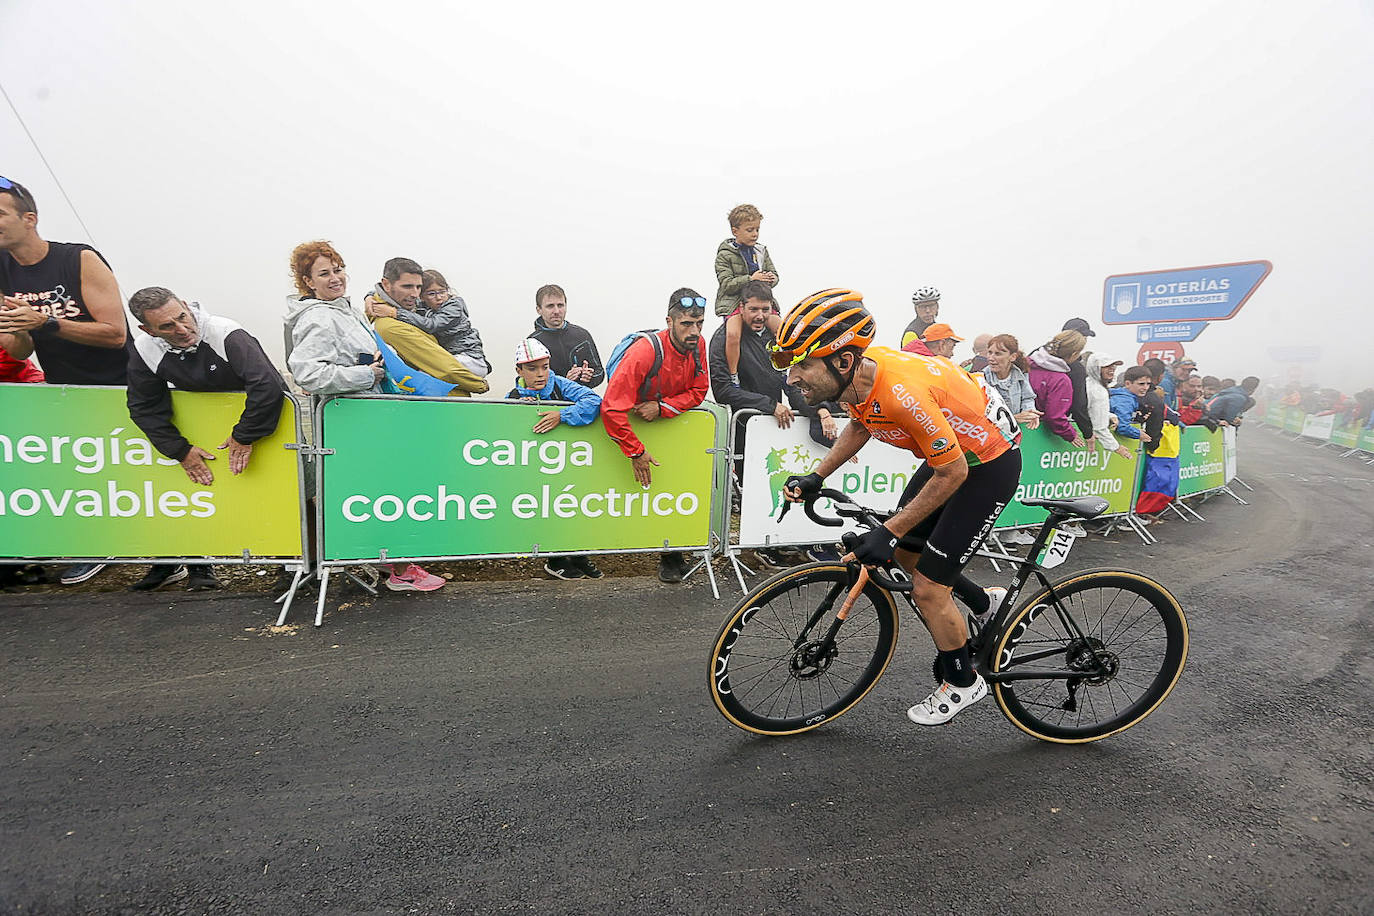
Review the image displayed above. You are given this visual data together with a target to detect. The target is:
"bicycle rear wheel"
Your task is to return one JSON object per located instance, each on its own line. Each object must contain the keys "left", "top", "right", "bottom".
{"left": 990, "top": 569, "right": 1187, "bottom": 743}
{"left": 709, "top": 563, "right": 900, "bottom": 736}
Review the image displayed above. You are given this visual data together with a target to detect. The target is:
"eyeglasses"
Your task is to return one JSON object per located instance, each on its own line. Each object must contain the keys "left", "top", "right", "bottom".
{"left": 679, "top": 296, "right": 707, "bottom": 311}
{"left": 421, "top": 289, "right": 449, "bottom": 299}
{"left": 0, "top": 176, "right": 35, "bottom": 212}
{"left": 768, "top": 340, "right": 820, "bottom": 371}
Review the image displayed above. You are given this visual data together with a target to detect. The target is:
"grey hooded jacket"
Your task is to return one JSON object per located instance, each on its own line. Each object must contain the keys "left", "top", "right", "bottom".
{"left": 283, "top": 294, "right": 381, "bottom": 396}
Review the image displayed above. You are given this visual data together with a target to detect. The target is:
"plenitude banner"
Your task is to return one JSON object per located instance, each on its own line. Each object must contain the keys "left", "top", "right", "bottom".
{"left": 1359, "top": 426, "right": 1374, "bottom": 453}
{"left": 0, "top": 384, "right": 303, "bottom": 559}
{"left": 735, "top": 417, "right": 1140, "bottom": 548}
{"left": 1282, "top": 408, "right": 1306, "bottom": 434}
{"left": 736, "top": 415, "right": 922, "bottom": 548}
{"left": 319, "top": 397, "right": 718, "bottom": 562}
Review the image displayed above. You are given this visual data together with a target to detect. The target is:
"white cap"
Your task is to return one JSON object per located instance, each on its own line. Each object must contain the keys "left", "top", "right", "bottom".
{"left": 514, "top": 338, "right": 551, "bottom": 366}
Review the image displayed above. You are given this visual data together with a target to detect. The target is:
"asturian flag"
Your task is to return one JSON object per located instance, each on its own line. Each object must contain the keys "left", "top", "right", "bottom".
{"left": 372, "top": 331, "right": 454, "bottom": 397}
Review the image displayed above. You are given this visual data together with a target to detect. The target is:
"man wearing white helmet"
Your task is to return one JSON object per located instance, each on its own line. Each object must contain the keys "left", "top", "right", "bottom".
{"left": 507, "top": 337, "right": 604, "bottom": 579}
{"left": 901, "top": 286, "right": 940, "bottom": 350}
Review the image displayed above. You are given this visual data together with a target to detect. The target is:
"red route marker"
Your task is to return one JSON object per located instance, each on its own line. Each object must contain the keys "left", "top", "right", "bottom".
{"left": 1137, "top": 342, "right": 1185, "bottom": 365}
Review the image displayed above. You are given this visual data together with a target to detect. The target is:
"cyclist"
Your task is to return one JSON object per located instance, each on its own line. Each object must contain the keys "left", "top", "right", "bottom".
{"left": 774, "top": 289, "right": 1023, "bottom": 725}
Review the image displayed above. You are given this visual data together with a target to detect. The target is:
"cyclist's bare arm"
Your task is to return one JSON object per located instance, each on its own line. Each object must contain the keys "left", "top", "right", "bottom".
{"left": 783, "top": 422, "right": 870, "bottom": 500}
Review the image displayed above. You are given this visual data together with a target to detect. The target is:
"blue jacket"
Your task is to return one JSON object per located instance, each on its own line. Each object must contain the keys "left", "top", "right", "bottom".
{"left": 1206, "top": 385, "right": 1253, "bottom": 424}
{"left": 506, "top": 374, "right": 602, "bottom": 427}
{"left": 1158, "top": 371, "right": 1179, "bottom": 409}
{"left": 1109, "top": 388, "right": 1144, "bottom": 439}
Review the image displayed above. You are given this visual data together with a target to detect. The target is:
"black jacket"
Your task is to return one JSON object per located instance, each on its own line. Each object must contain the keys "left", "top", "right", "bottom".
{"left": 1067, "top": 360, "right": 1094, "bottom": 440}
{"left": 707, "top": 323, "right": 807, "bottom": 419}
{"left": 127, "top": 305, "right": 286, "bottom": 460}
{"left": 530, "top": 318, "right": 605, "bottom": 388}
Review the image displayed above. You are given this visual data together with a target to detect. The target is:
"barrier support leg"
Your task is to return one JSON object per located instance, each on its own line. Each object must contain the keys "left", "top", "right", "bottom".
{"left": 723, "top": 546, "right": 751, "bottom": 593}
{"left": 682, "top": 548, "right": 720, "bottom": 600}
{"left": 1124, "top": 514, "right": 1157, "bottom": 544}
{"left": 1232, "top": 476, "right": 1254, "bottom": 491}
{"left": 314, "top": 568, "right": 331, "bottom": 628}
{"left": 1219, "top": 486, "right": 1249, "bottom": 505}
{"left": 1171, "top": 500, "right": 1206, "bottom": 522}
{"left": 983, "top": 534, "right": 1006, "bottom": 573}
{"left": 274, "top": 567, "right": 306, "bottom": 627}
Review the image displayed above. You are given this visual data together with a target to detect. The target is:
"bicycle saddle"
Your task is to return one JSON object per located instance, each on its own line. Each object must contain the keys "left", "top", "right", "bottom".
{"left": 1018, "top": 496, "right": 1110, "bottom": 519}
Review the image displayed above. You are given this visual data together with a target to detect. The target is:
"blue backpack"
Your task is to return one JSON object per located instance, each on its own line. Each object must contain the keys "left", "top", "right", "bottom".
{"left": 606, "top": 329, "right": 705, "bottom": 401}
{"left": 605, "top": 330, "right": 665, "bottom": 402}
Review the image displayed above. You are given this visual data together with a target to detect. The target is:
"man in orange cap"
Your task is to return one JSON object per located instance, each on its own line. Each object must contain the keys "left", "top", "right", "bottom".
{"left": 920, "top": 323, "right": 964, "bottom": 361}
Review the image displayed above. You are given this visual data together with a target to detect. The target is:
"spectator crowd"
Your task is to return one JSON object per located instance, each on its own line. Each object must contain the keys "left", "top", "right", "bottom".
{"left": 3, "top": 177, "right": 1335, "bottom": 592}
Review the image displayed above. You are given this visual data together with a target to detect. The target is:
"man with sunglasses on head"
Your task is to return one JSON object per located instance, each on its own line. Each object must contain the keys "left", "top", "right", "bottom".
{"left": 0, "top": 176, "right": 132, "bottom": 585}
{"left": 600, "top": 289, "right": 710, "bottom": 583}
{"left": 775, "top": 289, "right": 1023, "bottom": 726}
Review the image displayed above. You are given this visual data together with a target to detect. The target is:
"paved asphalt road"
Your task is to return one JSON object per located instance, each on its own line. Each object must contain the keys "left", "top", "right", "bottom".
{"left": 2, "top": 430, "right": 1371, "bottom": 915}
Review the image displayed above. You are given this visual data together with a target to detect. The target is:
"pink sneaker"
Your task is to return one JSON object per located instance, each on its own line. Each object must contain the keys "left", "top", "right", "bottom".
{"left": 385, "top": 563, "right": 446, "bottom": 592}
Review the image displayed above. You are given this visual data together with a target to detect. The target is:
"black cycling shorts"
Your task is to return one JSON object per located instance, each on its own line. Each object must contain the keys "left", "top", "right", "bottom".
{"left": 894, "top": 447, "right": 1022, "bottom": 587}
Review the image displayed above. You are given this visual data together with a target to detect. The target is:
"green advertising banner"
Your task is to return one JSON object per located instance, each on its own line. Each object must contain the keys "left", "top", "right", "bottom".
{"left": 0, "top": 384, "right": 303, "bottom": 559}
{"left": 1329, "top": 420, "right": 1360, "bottom": 450}
{"left": 319, "top": 397, "right": 718, "bottom": 562}
{"left": 1177, "top": 426, "right": 1227, "bottom": 497}
{"left": 1264, "top": 403, "right": 1284, "bottom": 426}
{"left": 997, "top": 425, "right": 1141, "bottom": 528}
{"left": 1282, "top": 408, "right": 1306, "bottom": 434}
{"left": 1359, "top": 426, "right": 1374, "bottom": 453}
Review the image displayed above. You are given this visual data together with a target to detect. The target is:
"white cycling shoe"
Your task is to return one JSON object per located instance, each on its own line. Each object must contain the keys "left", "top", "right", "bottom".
{"left": 969, "top": 586, "right": 1007, "bottom": 635}
{"left": 907, "top": 674, "right": 988, "bottom": 726}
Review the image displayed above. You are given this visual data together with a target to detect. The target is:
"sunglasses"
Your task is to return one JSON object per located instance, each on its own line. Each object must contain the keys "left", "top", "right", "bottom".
{"left": 0, "top": 176, "right": 35, "bottom": 211}
{"left": 768, "top": 340, "right": 820, "bottom": 371}
{"left": 678, "top": 296, "right": 707, "bottom": 311}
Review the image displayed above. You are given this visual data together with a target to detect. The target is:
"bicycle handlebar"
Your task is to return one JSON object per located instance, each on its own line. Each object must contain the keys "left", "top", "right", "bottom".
{"left": 779, "top": 487, "right": 914, "bottom": 592}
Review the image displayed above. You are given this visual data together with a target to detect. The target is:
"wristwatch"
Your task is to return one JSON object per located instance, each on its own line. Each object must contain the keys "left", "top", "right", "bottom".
{"left": 34, "top": 316, "right": 60, "bottom": 337}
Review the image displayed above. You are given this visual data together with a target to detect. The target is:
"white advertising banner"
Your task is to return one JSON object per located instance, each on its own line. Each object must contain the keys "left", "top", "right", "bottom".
{"left": 737, "top": 415, "right": 924, "bottom": 548}
{"left": 1299, "top": 413, "right": 1335, "bottom": 443}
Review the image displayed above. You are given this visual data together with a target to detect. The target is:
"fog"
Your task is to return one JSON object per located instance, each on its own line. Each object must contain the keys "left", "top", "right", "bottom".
{"left": 4, "top": 0, "right": 1372, "bottom": 393}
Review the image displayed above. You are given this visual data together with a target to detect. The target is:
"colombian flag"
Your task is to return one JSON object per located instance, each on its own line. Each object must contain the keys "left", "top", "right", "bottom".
{"left": 1136, "top": 423, "right": 1181, "bottom": 514}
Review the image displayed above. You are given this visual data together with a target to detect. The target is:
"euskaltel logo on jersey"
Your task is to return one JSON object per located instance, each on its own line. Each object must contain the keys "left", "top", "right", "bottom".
{"left": 930, "top": 437, "right": 950, "bottom": 452}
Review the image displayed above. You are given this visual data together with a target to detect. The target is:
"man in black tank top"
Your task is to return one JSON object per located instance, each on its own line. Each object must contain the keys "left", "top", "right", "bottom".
{"left": 1, "top": 177, "right": 131, "bottom": 586}
{"left": 0, "top": 178, "right": 129, "bottom": 385}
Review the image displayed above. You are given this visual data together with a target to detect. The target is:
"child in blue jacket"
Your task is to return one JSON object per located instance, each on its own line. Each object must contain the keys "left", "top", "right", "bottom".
{"left": 1109, "top": 366, "right": 1154, "bottom": 443}
{"left": 507, "top": 338, "right": 602, "bottom": 432}
{"left": 508, "top": 338, "right": 604, "bottom": 581}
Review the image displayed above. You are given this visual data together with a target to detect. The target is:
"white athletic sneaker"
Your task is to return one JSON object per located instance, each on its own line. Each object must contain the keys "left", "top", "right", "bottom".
{"left": 1059, "top": 521, "right": 1087, "bottom": 537}
{"left": 1001, "top": 529, "right": 1035, "bottom": 546}
{"left": 970, "top": 587, "right": 1008, "bottom": 633}
{"left": 907, "top": 674, "right": 988, "bottom": 726}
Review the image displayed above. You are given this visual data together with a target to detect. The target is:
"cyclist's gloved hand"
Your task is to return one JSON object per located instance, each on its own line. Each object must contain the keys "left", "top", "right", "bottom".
{"left": 849, "top": 524, "right": 899, "bottom": 566}
{"left": 783, "top": 472, "right": 824, "bottom": 500}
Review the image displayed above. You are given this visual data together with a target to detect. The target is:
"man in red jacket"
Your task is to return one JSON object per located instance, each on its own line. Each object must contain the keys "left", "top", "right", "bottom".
{"left": 600, "top": 288, "right": 709, "bottom": 583}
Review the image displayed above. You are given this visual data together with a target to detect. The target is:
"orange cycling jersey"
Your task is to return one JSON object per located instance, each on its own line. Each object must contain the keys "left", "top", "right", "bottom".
{"left": 847, "top": 346, "right": 1019, "bottom": 467}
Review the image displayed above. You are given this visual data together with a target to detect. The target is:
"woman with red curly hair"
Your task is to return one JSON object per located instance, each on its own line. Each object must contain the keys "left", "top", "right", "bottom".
{"left": 283, "top": 240, "right": 383, "bottom": 396}
{"left": 282, "top": 241, "right": 444, "bottom": 592}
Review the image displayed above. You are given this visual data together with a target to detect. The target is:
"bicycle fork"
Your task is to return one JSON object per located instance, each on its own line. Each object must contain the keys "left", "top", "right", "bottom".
{"left": 791, "top": 566, "right": 871, "bottom": 670}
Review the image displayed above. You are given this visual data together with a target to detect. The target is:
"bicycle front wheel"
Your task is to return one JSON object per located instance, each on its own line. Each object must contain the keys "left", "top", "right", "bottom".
{"left": 990, "top": 569, "right": 1188, "bottom": 743}
{"left": 709, "top": 563, "right": 900, "bottom": 736}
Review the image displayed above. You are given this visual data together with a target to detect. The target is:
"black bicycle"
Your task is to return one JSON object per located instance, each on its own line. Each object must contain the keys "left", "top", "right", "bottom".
{"left": 708, "top": 489, "right": 1188, "bottom": 743}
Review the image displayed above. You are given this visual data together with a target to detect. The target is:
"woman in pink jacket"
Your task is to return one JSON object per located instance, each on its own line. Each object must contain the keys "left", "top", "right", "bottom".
{"left": 1028, "top": 330, "right": 1087, "bottom": 447}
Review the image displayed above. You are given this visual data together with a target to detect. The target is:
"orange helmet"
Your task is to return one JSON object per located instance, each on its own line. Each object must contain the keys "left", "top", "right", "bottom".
{"left": 769, "top": 288, "right": 876, "bottom": 369}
